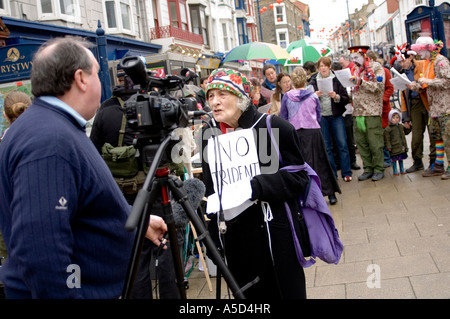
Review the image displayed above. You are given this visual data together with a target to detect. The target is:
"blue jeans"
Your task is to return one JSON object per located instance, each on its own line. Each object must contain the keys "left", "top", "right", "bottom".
{"left": 320, "top": 116, "right": 352, "bottom": 178}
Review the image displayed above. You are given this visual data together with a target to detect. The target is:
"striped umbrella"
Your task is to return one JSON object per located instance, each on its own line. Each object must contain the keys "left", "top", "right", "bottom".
{"left": 222, "top": 42, "right": 292, "bottom": 63}
{"left": 285, "top": 38, "right": 333, "bottom": 66}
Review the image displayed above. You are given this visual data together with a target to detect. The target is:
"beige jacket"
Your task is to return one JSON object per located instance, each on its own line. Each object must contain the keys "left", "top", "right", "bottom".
{"left": 352, "top": 61, "right": 385, "bottom": 117}
{"left": 416, "top": 54, "right": 450, "bottom": 118}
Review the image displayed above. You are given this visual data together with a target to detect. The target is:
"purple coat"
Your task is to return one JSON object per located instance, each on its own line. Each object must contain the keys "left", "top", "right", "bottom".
{"left": 280, "top": 89, "right": 321, "bottom": 130}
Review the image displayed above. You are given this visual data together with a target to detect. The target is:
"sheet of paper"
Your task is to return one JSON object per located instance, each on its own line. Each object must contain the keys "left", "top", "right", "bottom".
{"left": 334, "top": 68, "right": 356, "bottom": 88}
{"left": 389, "top": 68, "right": 411, "bottom": 91}
{"left": 206, "top": 128, "right": 261, "bottom": 220}
{"left": 317, "top": 77, "right": 333, "bottom": 93}
{"left": 206, "top": 180, "right": 256, "bottom": 220}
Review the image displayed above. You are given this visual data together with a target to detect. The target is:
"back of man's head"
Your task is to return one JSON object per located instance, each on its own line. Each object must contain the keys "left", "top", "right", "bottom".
{"left": 31, "top": 36, "right": 93, "bottom": 98}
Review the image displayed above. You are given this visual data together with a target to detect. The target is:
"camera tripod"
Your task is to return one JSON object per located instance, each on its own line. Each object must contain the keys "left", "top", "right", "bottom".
{"left": 121, "top": 133, "right": 245, "bottom": 299}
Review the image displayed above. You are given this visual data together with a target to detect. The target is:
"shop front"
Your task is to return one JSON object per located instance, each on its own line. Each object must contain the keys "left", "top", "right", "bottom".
{"left": 0, "top": 16, "right": 161, "bottom": 136}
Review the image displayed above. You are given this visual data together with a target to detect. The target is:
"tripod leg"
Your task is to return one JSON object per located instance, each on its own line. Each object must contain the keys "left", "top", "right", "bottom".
{"left": 122, "top": 179, "right": 162, "bottom": 298}
{"left": 122, "top": 190, "right": 154, "bottom": 299}
{"left": 160, "top": 183, "right": 187, "bottom": 299}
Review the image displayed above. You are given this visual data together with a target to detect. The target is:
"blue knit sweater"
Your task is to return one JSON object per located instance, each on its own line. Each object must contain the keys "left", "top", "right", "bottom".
{"left": 0, "top": 98, "right": 135, "bottom": 298}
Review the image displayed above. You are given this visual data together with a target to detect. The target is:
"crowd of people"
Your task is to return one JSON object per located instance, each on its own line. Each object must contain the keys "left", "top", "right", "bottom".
{"left": 0, "top": 34, "right": 449, "bottom": 300}
{"left": 251, "top": 36, "right": 450, "bottom": 190}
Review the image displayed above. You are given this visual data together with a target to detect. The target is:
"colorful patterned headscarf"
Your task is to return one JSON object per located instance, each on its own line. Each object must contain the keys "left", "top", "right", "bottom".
{"left": 206, "top": 68, "right": 252, "bottom": 99}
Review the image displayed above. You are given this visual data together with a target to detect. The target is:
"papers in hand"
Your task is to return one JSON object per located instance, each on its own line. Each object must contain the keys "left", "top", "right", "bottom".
{"left": 390, "top": 67, "right": 412, "bottom": 91}
{"left": 334, "top": 68, "right": 357, "bottom": 88}
{"left": 317, "top": 77, "right": 333, "bottom": 93}
{"left": 206, "top": 129, "right": 261, "bottom": 221}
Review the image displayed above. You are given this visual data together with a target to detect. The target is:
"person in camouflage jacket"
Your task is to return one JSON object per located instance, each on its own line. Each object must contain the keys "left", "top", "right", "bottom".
{"left": 412, "top": 36, "right": 450, "bottom": 180}
{"left": 348, "top": 46, "right": 386, "bottom": 181}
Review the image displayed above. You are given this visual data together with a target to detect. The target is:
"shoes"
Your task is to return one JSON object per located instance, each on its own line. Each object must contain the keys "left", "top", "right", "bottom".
{"left": 343, "top": 176, "right": 352, "bottom": 182}
{"left": 328, "top": 194, "right": 338, "bottom": 205}
{"left": 351, "top": 162, "right": 361, "bottom": 170}
{"left": 371, "top": 172, "right": 384, "bottom": 181}
{"left": 423, "top": 163, "right": 445, "bottom": 177}
{"left": 442, "top": 168, "right": 450, "bottom": 180}
{"left": 358, "top": 172, "right": 373, "bottom": 181}
{"left": 406, "top": 159, "right": 424, "bottom": 173}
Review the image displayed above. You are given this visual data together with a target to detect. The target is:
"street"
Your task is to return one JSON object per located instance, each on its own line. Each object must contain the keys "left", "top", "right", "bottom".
{"left": 187, "top": 132, "right": 450, "bottom": 299}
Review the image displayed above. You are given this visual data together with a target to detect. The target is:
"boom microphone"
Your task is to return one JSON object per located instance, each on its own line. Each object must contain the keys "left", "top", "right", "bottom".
{"left": 171, "top": 178, "right": 206, "bottom": 228}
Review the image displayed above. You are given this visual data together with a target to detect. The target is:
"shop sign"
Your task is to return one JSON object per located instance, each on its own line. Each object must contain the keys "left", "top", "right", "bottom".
{"left": 0, "top": 44, "right": 41, "bottom": 83}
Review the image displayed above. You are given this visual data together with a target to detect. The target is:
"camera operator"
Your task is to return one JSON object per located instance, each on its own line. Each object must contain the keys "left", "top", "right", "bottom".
{"left": 90, "top": 59, "right": 186, "bottom": 299}
{"left": 90, "top": 66, "right": 136, "bottom": 153}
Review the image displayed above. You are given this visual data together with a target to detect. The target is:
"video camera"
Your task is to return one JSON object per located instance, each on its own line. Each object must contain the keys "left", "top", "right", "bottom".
{"left": 118, "top": 56, "right": 204, "bottom": 166}
{"left": 119, "top": 56, "right": 200, "bottom": 135}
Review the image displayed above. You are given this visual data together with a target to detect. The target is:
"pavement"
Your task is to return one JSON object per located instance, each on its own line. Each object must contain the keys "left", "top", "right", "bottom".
{"left": 184, "top": 132, "right": 450, "bottom": 299}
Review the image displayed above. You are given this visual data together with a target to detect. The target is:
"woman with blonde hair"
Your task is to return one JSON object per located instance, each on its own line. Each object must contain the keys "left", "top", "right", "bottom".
{"left": 280, "top": 67, "right": 341, "bottom": 205}
{"left": 1, "top": 90, "right": 31, "bottom": 142}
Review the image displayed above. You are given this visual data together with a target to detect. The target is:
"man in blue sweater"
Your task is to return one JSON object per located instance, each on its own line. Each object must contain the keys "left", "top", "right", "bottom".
{"left": 0, "top": 37, "right": 167, "bottom": 298}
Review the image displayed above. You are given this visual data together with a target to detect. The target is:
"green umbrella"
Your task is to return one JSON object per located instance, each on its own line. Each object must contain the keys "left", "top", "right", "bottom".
{"left": 222, "top": 42, "right": 292, "bottom": 63}
{"left": 285, "top": 38, "right": 333, "bottom": 66}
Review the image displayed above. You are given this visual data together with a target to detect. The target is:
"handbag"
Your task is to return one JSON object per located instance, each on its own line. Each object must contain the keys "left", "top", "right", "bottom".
{"left": 101, "top": 97, "right": 139, "bottom": 178}
{"left": 266, "top": 114, "right": 343, "bottom": 268}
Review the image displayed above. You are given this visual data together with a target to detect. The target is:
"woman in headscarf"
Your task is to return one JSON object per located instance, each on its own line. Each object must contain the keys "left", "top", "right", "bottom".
{"left": 200, "top": 68, "right": 310, "bottom": 298}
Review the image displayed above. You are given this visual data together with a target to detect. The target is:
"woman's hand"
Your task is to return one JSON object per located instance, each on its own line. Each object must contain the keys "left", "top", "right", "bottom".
{"left": 328, "top": 91, "right": 337, "bottom": 99}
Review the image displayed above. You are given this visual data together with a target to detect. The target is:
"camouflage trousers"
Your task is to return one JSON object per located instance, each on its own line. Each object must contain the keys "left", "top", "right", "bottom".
{"left": 430, "top": 114, "right": 450, "bottom": 161}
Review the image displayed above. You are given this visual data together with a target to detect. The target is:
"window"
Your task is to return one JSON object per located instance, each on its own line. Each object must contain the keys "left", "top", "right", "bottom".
{"left": 179, "top": 2, "right": 187, "bottom": 30}
{"left": 223, "top": 23, "right": 229, "bottom": 51}
{"left": 190, "top": 5, "right": 209, "bottom": 46}
{"left": 237, "top": 18, "right": 248, "bottom": 45}
{"left": 152, "top": 0, "right": 159, "bottom": 28}
{"left": 168, "top": 0, "right": 189, "bottom": 31}
{"left": 247, "top": 0, "right": 253, "bottom": 16}
{"left": 235, "top": 0, "right": 246, "bottom": 10}
{"left": 38, "top": 0, "right": 80, "bottom": 23}
{"left": 104, "top": 0, "right": 134, "bottom": 34}
{"left": 0, "top": 0, "right": 10, "bottom": 14}
{"left": 276, "top": 28, "right": 288, "bottom": 49}
{"left": 274, "top": 3, "right": 286, "bottom": 25}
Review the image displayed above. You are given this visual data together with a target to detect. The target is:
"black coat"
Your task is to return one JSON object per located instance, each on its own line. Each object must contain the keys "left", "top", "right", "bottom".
{"left": 309, "top": 72, "right": 349, "bottom": 117}
{"left": 200, "top": 104, "right": 310, "bottom": 298}
{"left": 90, "top": 86, "right": 136, "bottom": 154}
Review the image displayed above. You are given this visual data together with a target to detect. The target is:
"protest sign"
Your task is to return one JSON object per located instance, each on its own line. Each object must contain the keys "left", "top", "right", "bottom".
{"left": 206, "top": 128, "right": 260, "bottom": 220}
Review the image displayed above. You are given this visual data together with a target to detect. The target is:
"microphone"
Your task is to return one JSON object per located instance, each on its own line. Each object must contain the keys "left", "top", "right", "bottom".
{"left": 171, "top": 178, "right": 206, "bottom": 229}
{"left": 188, "top": 110, "right": 209, "bottom": 117}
